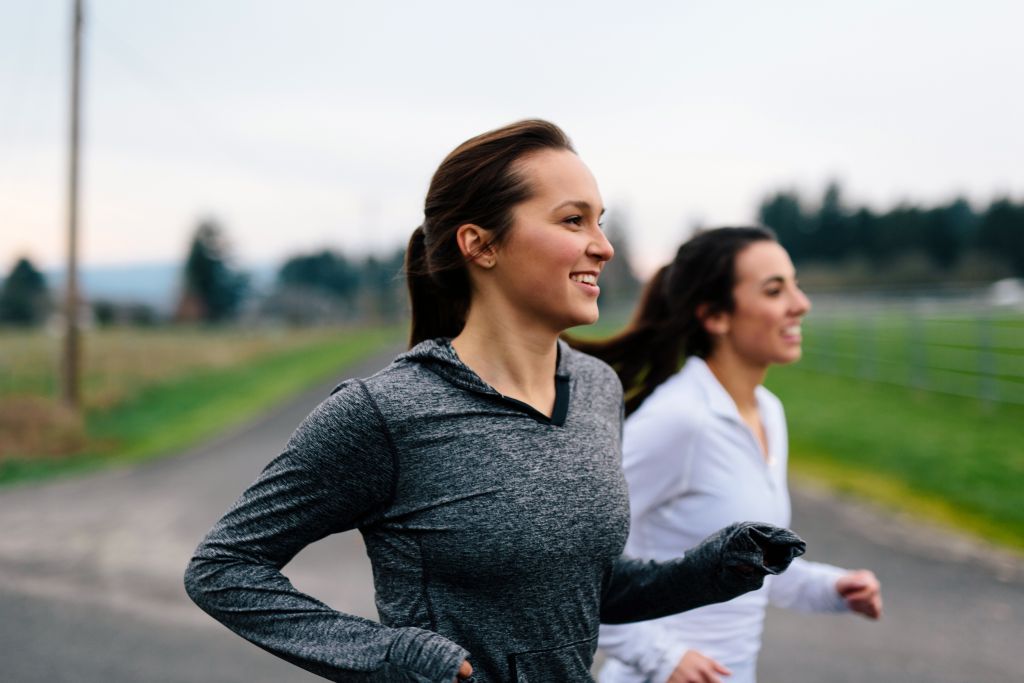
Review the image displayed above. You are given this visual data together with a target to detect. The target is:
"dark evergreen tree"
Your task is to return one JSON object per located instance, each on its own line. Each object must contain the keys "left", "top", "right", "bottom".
{"left": 178, "top": 220, "right": 248, "bottom": 322}
{"left": 978, "top": 198, "right": 1024, "bottom": 275}
{"left": 278, "top": 250, "right": 360, "bottom": 305}
{"left": 758, "top": 191, "right": 809, "bottom": 261}
{"left": 814, "top": 182, "right": 851, "bottom": 261}
{"left": 883, "top": 205, "right": 930, "bottom": 259}
{"left": 0, "top": 257, "right": 50, "bottom": 326}
{"left": 850, "top": 207, "right": 880, "bottom": 259}
{"left": 924, "top": 198, "right": 976, "bottom": 270}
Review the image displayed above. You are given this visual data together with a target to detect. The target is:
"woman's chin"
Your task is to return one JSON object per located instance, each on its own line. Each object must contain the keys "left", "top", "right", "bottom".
{"left": 570, "top": 308, "right": 601, "bottom": 329}
{"left": 778, "top": 348, "right": 803, "bottom": 365}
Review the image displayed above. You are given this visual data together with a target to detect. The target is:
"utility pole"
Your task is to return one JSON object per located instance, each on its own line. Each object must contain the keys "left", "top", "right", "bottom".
{"left": 61, "top": 0, "right": 83, "bottom": 410}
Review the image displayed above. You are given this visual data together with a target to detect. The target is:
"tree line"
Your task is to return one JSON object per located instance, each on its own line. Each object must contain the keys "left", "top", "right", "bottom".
{"left": 758, "top": 183, "right": 1024, "bottom": 284}
{"left": 4, "top": 186, "right": 1021, "bottom": 328}
{"left": 0, "top": 220, "right": 392, "bottom": 328}
{"left": 165, "top": 219, "right": 413, "bottom": 325}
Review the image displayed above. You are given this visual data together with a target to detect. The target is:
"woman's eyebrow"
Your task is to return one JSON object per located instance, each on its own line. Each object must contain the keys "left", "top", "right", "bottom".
{"left": 552, "top": 200, "right": 606, "bottom": 216}
{"left": 760, "top": 275, "right": 786, "bottom": 287}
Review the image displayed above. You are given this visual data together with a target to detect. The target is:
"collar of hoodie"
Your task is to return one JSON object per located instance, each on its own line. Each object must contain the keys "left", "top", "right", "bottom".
{"left": 397, "top": 337, "right": 573, "bottom": 425}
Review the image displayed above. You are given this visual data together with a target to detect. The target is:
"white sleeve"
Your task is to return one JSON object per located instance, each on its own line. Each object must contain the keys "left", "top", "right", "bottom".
{"left": 599, "top": 620, "right": 691, "bottom": 683}
{"left": 620, "top": 407, "right": 696, "bottom": 528}
{"left": 765, "top": 391, "right": 848, "bottom": 614}
{"left": 767, "top": 556, "right": 849, "bottom": 613}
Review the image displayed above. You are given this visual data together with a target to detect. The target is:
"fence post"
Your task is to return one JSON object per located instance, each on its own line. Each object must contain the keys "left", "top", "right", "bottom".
{"left": 859, "top": 305, "right": 876, "bottom": 381}
{"left": 909, "top": 305, "right": 928, "bottom": 391}
{"left": 978, "top": 309, "right": 996, "bottom": 406}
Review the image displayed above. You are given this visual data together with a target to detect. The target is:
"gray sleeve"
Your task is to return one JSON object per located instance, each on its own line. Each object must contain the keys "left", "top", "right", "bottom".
{"left": 600, "top": 521, "right": 806, "bottom": 624}
{"left": 183, "top": 380, "right": 467, "bottom": 683}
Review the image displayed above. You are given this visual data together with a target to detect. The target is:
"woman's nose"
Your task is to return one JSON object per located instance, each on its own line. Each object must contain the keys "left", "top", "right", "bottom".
{"left": 792, "top": 287, "right": 811, "bottom": 315}
{"left": 588, "top": 228, "right": 615, "bottom": 263}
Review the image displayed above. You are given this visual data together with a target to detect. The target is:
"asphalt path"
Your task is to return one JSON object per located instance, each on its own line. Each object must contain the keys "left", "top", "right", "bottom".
{"left": 1, "top": 347, "right": 1021, "bottom": 682}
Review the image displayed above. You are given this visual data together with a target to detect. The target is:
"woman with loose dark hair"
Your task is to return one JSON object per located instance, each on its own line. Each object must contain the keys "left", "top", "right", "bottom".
{"left": 184, "top": 124, "right": 806, "bottom": 683}
{"left": 581, "top": 228, "right": 883, "bottom": 683}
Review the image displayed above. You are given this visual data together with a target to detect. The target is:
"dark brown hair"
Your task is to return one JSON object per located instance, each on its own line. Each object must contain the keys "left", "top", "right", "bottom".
{"left": 404, "top": 119, "right": 575, "bottom": 347}
{"left": 572, "top": 226, "right": 777, "bottom": 415}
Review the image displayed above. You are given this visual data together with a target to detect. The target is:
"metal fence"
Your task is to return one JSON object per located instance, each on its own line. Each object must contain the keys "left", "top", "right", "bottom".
{"left": 801, "top": 285, "right": 1024, "bottom": 406}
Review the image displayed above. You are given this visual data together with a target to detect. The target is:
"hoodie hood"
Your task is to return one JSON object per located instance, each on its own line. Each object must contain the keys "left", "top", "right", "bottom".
{"left": 396, "top": 337, "right": 573, "bottom": 397}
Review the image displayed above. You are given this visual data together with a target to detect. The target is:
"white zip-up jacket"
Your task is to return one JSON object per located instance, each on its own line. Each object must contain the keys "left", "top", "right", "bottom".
{"left": 599, "top": 357, "right": 849, "bottom": 683}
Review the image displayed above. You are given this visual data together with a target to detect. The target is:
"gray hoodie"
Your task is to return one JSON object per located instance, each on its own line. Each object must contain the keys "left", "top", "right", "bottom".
{"left": 184, "top": 339, "right": 804, "bottom": 682}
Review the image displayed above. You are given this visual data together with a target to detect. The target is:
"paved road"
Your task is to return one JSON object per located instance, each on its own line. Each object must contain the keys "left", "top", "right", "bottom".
{"left": 1, "top": 347, "right": 1021, "bottom": 682}
{"left": 760, "top": 482, "right": 1023, "bottom": 682}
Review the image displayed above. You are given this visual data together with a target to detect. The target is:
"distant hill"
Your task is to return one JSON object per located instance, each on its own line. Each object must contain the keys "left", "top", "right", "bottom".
{"left": 40, "top": 262, "right": 276, "bottom": 314}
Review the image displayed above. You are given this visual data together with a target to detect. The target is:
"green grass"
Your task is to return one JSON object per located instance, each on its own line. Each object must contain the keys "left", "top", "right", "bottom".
{"left": 570, "top": 307, "right": 1024, "bottom": 550}
{"left": 766, "top": 365, "right": 1024, "bottom": 550}
{"left": 802, "top": 311, "right": 1024, "bottom": 403}
{"left": 0, "top": 326, "right": 400, "bottom": 486}
{"left": 1, "top": 326, "right": 383, "bottom": 406}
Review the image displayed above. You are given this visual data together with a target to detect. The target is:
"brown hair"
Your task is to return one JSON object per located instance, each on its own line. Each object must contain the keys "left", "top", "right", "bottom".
{"left": 404, "top": 119, "right": 575, "bottom": 347}
{"left": 571, "top": 226, "right": 777, "bottom": 415}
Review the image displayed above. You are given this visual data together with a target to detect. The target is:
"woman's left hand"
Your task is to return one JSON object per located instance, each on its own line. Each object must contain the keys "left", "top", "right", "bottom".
{"left": 835, "top": 569, "right": 882, "bottom": 619}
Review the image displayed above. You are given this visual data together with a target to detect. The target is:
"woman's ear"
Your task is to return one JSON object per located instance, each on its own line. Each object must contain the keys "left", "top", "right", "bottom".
{"left": 697, "top": 303, "right": 730, "bottom": 336}
{"left": 455, "top": 223, "right": 497, "bottom": 269}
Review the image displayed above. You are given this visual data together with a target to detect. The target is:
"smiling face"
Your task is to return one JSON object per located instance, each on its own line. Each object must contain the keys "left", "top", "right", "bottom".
{"left": 485, "top": 148, "right": 614, "bottom": 333}
{"left": 705, "top": 240, "right": 811, "bottom": 368}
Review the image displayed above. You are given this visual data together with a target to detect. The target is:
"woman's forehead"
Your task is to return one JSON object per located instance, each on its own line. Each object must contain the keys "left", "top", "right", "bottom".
{"left": 735, "top": 241, "right": 794, "bottom": 282}
{"left": 518, "top": 149, "right": 602, "bottom": 207}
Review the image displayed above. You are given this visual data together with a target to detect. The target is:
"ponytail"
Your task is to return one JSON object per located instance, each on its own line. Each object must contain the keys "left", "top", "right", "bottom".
{"left": 570, "top": 226, "right": 777, "bottom": 415}
{"left": 405, "top": 225, "right": 470, "bottom": 347}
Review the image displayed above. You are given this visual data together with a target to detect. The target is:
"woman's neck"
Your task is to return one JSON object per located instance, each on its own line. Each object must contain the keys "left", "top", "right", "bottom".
{"left": 451, "top": 302, "right": 560, "bottom": 412}
{"left": 704, "top": 348, "right": 768, "bottom": 415}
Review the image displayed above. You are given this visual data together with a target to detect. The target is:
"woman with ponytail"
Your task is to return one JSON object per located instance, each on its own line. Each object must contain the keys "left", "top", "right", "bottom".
{"left": 585, "top": 228, "right": 883, "bottom": 683}
{"left": 184, "top": 123, "right": 807, "bottom": 683}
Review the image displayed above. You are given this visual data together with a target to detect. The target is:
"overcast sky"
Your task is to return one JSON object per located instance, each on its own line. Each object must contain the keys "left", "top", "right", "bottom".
{"left": 2, "top": 0, "right": 1022, "bottom": 276}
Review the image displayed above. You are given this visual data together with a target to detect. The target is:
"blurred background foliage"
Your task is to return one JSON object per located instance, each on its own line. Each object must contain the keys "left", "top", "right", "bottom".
{"left": 758, "top": 183, "right": 1024, "bottom": 287}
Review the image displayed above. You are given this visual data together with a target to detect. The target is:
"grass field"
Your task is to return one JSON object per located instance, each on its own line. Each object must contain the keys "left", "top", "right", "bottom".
{"left": 772, "top": 307, "right": 1024, "bottom": 549}
{"left": 766, "top": 366, "right": 1024, "bottom": 550}
{"left": 0, "top": 326, "right": 385, "bottom": 408}
{"left": 0, "top": 325, "right": 401, "bottom": 485}
{"left": 803, "top": 306, "right": 1024, "bottom": 404}
{"left": 574, "top": 306, "right": 1024, "bottom": 549}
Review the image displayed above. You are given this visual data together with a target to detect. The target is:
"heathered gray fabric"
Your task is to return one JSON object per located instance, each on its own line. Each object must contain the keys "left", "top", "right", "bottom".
{"left": 184, "top": 339, "right": 805, "bottom": 682}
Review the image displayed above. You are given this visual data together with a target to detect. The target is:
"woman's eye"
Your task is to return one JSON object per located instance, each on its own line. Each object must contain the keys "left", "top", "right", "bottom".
{"left": 563, "top": 215, "right": 584, "bottom": 226}
{"left": 765, "top": 289, "right": 782, "bottom": 297}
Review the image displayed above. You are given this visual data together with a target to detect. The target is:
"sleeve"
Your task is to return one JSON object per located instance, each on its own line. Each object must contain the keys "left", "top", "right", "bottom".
{"left": 600, "top": 521, "right": 807, "bottom": 625}
{"left": 763, "top": 397, "right": 848, "bottom": 615}
{"left": 183, "top": 380, "right": 467, "bottom": 683}
{"left": 767, "top": 556, "right": 849, "bottom": 613}
{"left": 600, "top": 619, "right": 691, "bottom": 683}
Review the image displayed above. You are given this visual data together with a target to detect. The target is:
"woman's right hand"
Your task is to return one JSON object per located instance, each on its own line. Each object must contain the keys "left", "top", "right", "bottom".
{"left": 454, "top": 659, "right": 473, "bottom": 681}
{"left": 667, "top": 650, "right": 731, "bottom": 683}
